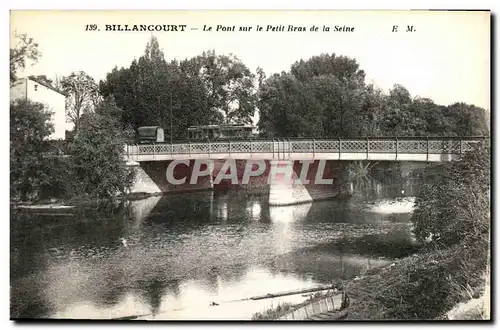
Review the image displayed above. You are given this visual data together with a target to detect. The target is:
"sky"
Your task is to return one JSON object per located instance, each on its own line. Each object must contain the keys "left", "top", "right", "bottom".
{"left": 10, "top": 10, "right": 491, "bottom": 111}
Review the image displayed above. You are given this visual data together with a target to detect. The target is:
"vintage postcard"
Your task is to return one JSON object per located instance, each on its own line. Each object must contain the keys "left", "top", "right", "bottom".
{"left": 9, "top": 9, "right": 491, "bottom": 321}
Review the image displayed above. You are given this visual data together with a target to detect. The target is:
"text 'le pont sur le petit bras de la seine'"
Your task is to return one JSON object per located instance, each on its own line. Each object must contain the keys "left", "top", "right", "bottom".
{"left": 201, "top": 24, "right": 355, "bottom": 32}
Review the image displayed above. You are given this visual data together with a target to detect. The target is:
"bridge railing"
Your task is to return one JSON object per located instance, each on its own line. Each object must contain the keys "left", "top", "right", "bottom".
{"left": 127, "top": 137, "right": 487, "bottom": 157}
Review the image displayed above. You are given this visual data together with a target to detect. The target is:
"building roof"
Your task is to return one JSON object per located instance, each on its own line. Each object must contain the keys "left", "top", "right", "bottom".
{"left": 27, "top": 76, "right": 67, "bottom": 97}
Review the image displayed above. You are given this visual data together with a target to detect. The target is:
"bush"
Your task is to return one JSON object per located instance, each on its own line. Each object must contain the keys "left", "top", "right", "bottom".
{"left": 10, "top": 98, "right": 135, "bottom": 204}
{"left": 37, "top": 156, "right": 73, "bottom": 200}
{"left": 411, "top": 141, "right": 490, "bottom": 246}
{"left": 10, "top": 100, "right": 54, "bottom": 201}
{"left": 66, "top": 98, "right": 134, "bottom": 201}
{"left": 346, "top": 244, "right": 487, "bottom": 320}
{"left": 346, "top": 140, "right": 490, "bottom": 320}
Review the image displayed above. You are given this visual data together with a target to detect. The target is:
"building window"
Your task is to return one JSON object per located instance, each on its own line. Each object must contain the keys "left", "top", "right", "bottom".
{"left": 34, "top": 84, "right": 38, "bottom": 91}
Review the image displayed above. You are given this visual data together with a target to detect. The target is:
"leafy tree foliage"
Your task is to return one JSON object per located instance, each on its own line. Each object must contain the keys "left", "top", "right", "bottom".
{"left": 99, "top": 37, "right": 257, "bottom": 139}
{"left": 67, "top": 98, "right": 134, "bottom": 201}
{"left": 61, "top": 71, "right": 101, "bottom": 134}
{"left": 411, "top": 141, "right": 490, "bottom": 246}
{"left": 258, "top": 73, "right": 323, "bottom": 137}
{"left": 258, "top": 54, "right": 378, "bottom": 138}
{"left": 257, "top": 53, "right": 489, "bottom": 139}
{"left": 99, "top": 42, "right": 489, "bottom": 140}
{"left": 446, "top": 102, "right": 490, "bottom": 136}
{"left": 10, "top": 33, "right": 41, "bottom": 84}
{"left": 194, "top": 50, "right": 257, "bottom": 124}
{"left": 10, "top": 100, "right": 53, "bottom": 201}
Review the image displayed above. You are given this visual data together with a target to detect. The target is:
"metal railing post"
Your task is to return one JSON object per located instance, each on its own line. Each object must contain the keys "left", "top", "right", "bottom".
{"left": 288, "top": 138, "right": 291, "bottom": 159}
{"left": 284, "top": 138, "right": 287, "bottom": 159}
{"left": 277, "top": 138, "right": 281, "bottom": 160}
{"left": 395, "top": 137, "right": 399, "bottom": 160}
{"left": 208, "top": 139, "right": 211, "bottom": 158}
{"left": 312, "top": 139, "right": 315, "bottom": 158}
{"left": 228, "top": 140, "right": 231, "bottom": 156}
{"left": 426, "top": 136, "right": 429, "bottom": 161}
{"left": 366, "top": 137, "right": 369, "bottom": 159}
{"left": 189, "top": 141, "right": 191, "bottom": 157}
{"left": 153, "top": 143, "right": 156, "bottom": 159}
{"left": 338, "top": 138, "right": 342, "bottom": 159}
{"left": 272, "top": 138, "right": 275, "bottom": 159}
{"left": 249, "top": 139, "right": 252, "bottom": 156}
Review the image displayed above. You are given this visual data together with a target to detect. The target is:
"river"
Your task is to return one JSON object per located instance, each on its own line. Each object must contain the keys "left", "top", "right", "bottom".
{"left": 10, "top": 176, "right": 419, "bottom": 320}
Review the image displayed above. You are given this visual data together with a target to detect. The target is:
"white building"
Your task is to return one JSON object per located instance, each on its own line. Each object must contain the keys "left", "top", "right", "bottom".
{"left": 10, "top": 77, "right": 69, "bottom": 140}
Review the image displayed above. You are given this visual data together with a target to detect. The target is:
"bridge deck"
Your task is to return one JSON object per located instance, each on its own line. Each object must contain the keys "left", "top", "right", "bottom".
{"left": 125, "top": 137, "right": 485, "bottom": 162}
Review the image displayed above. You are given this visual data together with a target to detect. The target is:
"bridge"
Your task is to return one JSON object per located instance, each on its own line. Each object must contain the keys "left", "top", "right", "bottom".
{"left": 124, "top": 137, "right": 487, "bottom": 206}
{"left": 126, "top": 137, "right": 486, "bottom": 163}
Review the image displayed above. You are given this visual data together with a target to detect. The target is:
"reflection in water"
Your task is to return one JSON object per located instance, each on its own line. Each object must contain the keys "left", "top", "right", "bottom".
{"left": 140, "top": 267, "right": 324, "bottom": 320}
{"left": 11, "top": 176, "right": 418, "bottom": 320}
{"left": 246, "top": 200, "right": 262, "bottom": 221}
{"left": 368, "top": 197, "right": 415, "bottom": 214}
{"left": 216, "top": 198, "right": 228, "bottom": 221}
{"left": 129, "top": 196, "right": 161, "bottom": 225}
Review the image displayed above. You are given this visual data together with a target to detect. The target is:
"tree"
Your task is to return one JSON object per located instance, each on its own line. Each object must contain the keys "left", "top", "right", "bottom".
{"left": 290, "top": 53, "right": 364, "bottom": 83}
{"left": 411, "top": 141, "right": 490, "bottom": 246}
{"left": 61, "top": 71, "right": 100, "bottom": 134}
{"left": 10, "top": 33, "right": 41, "bottom": 84}
{"left": 10, "top": 100, "right": 54, "bottom": 201}
{"left": 258, "top": 73, "right": 323, "bottom": 137}
{"left": 195, "top": 50, "right": 257, "bottom": 124}
{"left": 258, "top": 53, "right": 491, "bottom": 140}
{"left": 100, "top": 36, "right": 173, "bottom": 133}
{"left": 258, "top": 53, "right": 370, "bottom": 138}
{"left": 446, "top": 102, "right": 489, "bottom": 137}
{"left": 379, "top": 84, "right": 413, "bottom": 136}
{"left": 67, "top": 98, "right": 134, "bottom": 201}
{"left": 100, "top": 37, "right": 257, "bottom": 139}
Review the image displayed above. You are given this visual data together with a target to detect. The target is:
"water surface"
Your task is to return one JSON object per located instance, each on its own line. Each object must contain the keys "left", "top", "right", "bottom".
{"left": 11, "top": 177, "right": 418, "bottom": 320}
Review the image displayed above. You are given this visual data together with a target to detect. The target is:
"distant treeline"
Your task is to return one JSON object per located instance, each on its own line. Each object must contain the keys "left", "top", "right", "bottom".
{"left": 98, "top": 36, "right": 489, "bottom": 140}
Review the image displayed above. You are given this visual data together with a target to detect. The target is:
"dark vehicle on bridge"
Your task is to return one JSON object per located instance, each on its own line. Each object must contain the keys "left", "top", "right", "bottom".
{"left": 187, "top": 124, "right": 256, "bottom": 141}
{"left": 136, "top": 126, "right": 165, "bottom": 144}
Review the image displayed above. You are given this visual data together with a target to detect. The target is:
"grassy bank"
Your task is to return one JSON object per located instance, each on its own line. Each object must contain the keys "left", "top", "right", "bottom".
{"left": 343, "top": 143, "right": 490, "bottom": 320}
{"left": 252, "top": 242, "right": 487, "bottom": 321}
{"left": 345, "top": 243, "right": 488, "bottom": 320}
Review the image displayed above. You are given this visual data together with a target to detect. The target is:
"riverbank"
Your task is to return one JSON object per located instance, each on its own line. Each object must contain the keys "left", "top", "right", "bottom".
{"left": 345, "top": 244, "right": 488, "bottom": 320}
{"left": 270, "top": 247, "right": 488, "bottom": 321}
{"left": 10, "top": 184, "right": 352, "bottom": 213}
{"left": 252, "top": 245, "right": 489, "bottom": 321}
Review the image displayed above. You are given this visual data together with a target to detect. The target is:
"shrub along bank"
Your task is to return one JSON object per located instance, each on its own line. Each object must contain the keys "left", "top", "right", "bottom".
{"left": 345, "top": 141, "right": 490, "bottom": 320}
{"left": 253, "top": 141, "right": 490, "bottom": 321}
{"left": 10, "top": 98, "right": 134, "bottom": 206}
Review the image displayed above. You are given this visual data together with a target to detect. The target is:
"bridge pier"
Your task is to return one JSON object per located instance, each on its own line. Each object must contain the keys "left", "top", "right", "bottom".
{"left": 268, "top": 160, "right": 313, "bottom": 206}
{"left": 127, "top": 162, "right": 163, "bottom": 195}
{"left": 268, "top": 160, "right": 352, "bottom": 206}
{"left": 127, "top": 160, "right": 215, "bottom": 195}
